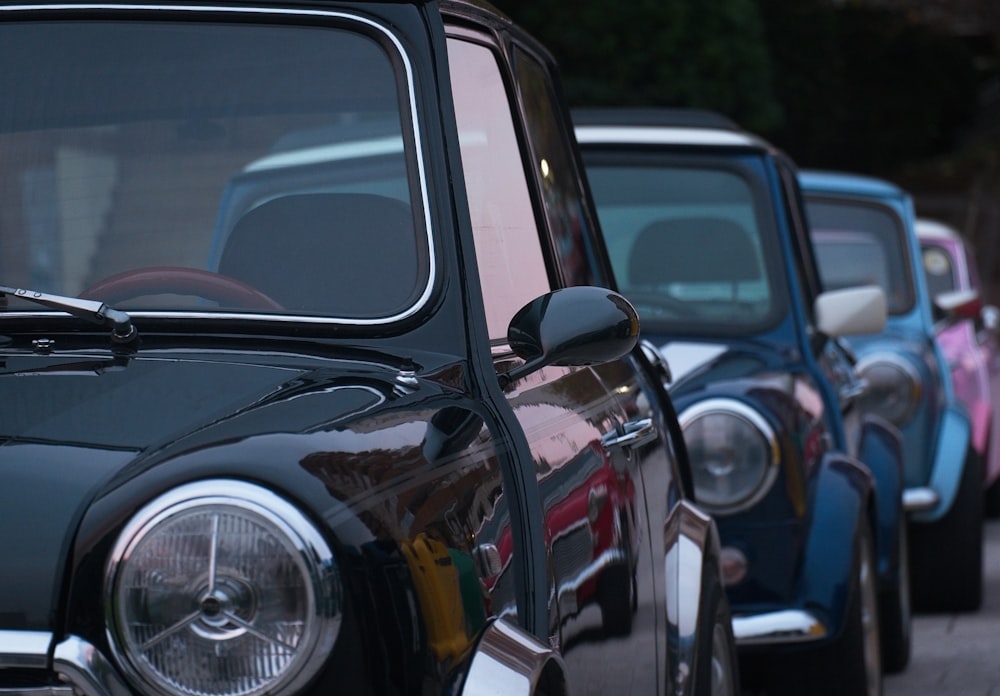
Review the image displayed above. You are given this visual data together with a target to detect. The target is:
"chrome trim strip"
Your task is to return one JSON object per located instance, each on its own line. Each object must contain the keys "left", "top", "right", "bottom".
{"left": 53, "top": 636, "right": 130, "bottom": 696}
{"left": 0, "top": 630, "right": 51, "bottom": 669}
{"left": 0, "top": 3, "right": 436, "bottom": 328}
{"left": 732, "top": 609, "right": 828, "bottom": 646}
{"left": 0, "top": 688, "right": 73, "bottom": 695}
{"left": 460, "top": 618, "right": 563, "bottom": 696}
{"left": 575, "top": 125, "right": 758, "bottom": 148}
{"left": 903, "top": 486, "right": 940, "bottom": 512}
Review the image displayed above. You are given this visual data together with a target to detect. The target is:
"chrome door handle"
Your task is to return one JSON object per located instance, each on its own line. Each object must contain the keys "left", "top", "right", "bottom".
{"left": 601, "top": 417, "right": 657, "bottom": 450}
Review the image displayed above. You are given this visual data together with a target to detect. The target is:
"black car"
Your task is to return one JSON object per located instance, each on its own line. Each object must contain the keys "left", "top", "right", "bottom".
{"left": 0, "top": 2, "right": 738, "bottom": 695}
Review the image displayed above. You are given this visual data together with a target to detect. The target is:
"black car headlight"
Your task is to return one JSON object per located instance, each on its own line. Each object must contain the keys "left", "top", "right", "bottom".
{"left": 856, "top": 354, "right": 922, "bottom": 426}
{"left": 105, "top": 480, "right": 341, "bottom": 696}
{"left": 679, "top": 398, "right": 780, "bottom": 514}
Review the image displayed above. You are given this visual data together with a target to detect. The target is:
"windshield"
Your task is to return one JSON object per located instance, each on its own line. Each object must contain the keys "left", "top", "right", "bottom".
{"left": 920, "top": 243, "right": 958, "bottom": 298}
{"left": 583, "top": 152, "right": 786, "bottom": 335}
{"left": 806, "top": 199, "right": 915, "bottom": 315}
{"left": 0, "top": 16, "right": 430, "bottom": 323}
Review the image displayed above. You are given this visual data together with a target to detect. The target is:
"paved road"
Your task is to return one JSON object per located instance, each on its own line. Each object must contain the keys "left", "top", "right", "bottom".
{"left": 885, "top": 517, "right": 1000, "bottom": 695}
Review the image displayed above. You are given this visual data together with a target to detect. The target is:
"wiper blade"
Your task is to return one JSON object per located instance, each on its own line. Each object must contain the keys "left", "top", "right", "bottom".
{"left": 0, "top": 285, "right": 138, "bottom": 344}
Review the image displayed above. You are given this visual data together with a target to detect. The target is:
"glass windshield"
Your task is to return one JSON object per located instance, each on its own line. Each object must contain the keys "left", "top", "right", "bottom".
{"left": 583, "top": 153, "right": 785, "bottom": 335}
{"left": 806, "top": 199, "right": 914, "bottom": 315}
{"left": 0, "top": 17, "right": 429, "bottom": 322}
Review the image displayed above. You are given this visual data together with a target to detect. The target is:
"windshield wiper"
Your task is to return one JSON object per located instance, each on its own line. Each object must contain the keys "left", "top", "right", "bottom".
{"left": 0, "top": 285, "right": 138, "bottom": 344}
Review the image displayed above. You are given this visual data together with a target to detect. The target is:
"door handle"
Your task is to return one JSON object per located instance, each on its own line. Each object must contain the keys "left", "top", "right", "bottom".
{"left": 601, "top": 417, "right": 657, "bottom": 450}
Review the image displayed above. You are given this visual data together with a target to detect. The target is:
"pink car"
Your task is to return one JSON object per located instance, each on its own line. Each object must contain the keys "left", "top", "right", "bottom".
{"left": 916, "top": 218, "right": 1000, "bottom": 515}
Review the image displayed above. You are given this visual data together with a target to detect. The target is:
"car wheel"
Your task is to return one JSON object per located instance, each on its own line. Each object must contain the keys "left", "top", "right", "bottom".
{"left": 769, "top": 513, "right": 883, "bottom": 696}
{"left": 879, "top": 519, "right": 912, "bottom": 673}
{"left": 984, "top": 472, "right": 1000, "bottom": 519}
{"left": 693, "top": 574, "right": 740, "bottom": 696}
{"left": 909, "top": 447, "right": 984, "bottom": 612}
{"left": 598, "top": 563, "right": 636, "bottom": 636}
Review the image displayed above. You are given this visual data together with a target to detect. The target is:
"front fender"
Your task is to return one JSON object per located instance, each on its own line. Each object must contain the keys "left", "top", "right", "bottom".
{"left": 858, "top": 414, "right": 905, "bottom": 584}
{"left": 460, "top": 618, "right": 567, "bottom": 696}
{"left": 797, "top": 454, "right": 873, "bottom": 641}
{"left": 911, "top": 403, "right": 972, "bottom": 523}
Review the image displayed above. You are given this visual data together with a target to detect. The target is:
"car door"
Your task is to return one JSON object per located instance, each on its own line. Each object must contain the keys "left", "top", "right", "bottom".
{"left": 447, "top": 30, "right": 681, "bottom": 696}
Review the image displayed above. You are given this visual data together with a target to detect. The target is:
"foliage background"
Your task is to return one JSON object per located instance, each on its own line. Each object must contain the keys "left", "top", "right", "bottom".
{"left": 494, "top": 0, "right": 1000, "bottom": 292}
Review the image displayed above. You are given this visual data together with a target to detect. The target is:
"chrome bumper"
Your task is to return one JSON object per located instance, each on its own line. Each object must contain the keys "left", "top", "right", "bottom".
{"left": 731, "top": 609, "right": 828, "bottom": 647}
{"left": 902, "top": 486, "right": 940, "bottom": 513}
{"left": 0, "top": 631, "right": 129, "bottom": 696}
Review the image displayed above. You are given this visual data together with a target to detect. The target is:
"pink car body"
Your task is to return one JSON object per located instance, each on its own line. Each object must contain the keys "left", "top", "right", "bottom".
{"left": 916, "top": 218, "right": 1000, "bottom": 512}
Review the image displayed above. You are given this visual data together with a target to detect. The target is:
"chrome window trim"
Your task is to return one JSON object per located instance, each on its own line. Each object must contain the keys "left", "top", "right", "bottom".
{"left": 0, "top": 3, "right": 436, "bottom": 328}
{"left": 678, "top": 397, "right": 782, "bottom": 515}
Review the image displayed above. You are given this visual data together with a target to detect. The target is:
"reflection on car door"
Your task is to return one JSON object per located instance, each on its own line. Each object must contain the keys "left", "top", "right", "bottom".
{"left": 448, "top": 33, "right": 678, "bottom": 696}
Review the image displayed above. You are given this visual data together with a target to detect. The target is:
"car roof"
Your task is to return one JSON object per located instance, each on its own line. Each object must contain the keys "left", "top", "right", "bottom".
{"left": 573, "top": 107, "right": 741, "bottom": 130}
{"left": 572, "top": 107, "right": 771, "bottom": 151}
{"left": 915, "top": 218, "right": 962, "bottom": 242}
{"left": 798, "top": 169, "right": 905, "bottom": 199}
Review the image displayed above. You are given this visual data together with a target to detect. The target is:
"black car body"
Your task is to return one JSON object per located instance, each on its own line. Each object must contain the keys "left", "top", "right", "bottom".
{"left": 0, "top": 2, "right": 738, "bottom": 695}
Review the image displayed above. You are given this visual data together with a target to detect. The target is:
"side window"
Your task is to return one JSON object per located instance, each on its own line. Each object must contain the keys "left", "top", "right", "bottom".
{"left": 511, "top": 47, "right": 603, "bottom": 288}
{"left": 446, "top": 38, "right": 551, "bottom": 341}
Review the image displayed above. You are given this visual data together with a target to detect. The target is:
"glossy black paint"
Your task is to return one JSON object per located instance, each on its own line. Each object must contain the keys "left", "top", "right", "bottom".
{"left": 0, "top": 3, "right": 731, "bottom": 695}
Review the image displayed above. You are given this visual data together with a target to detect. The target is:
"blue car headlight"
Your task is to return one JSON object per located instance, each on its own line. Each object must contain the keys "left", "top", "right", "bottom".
{"left": 856, "top": 353, "right": 922, "bottom": 426}
{"left": 679, "top": 398, "right": 780, "bottom": 514}
{"left": 105, "top": 480, "right": 342, "bottom": 696}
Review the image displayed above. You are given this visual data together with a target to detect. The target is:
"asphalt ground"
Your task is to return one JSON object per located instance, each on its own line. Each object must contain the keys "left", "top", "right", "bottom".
{"left": 885, "top": 517, "right": 1000, "bottom": 695}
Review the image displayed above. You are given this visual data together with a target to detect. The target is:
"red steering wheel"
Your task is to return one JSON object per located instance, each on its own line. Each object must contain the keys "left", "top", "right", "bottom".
{"left": 81, "top": 266, "right": 284, "bottom": 310}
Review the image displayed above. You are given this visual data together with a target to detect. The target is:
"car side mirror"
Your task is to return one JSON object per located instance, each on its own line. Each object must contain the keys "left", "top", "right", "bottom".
{"left": 814, "top": 285, "right": 887, "bottom": 337}
{"left": 932, "top": 288, "right": 982, "bottom": 324}
{"left": 501, "top": 286, "right": 639, "bottom": 387}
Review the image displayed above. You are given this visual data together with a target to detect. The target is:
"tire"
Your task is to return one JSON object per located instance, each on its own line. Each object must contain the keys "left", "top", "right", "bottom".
{"left": 909, "top": 447, "right": 984, "bottom": 612}
{"left": 597, "top": 563, "right": 636, "bottom": 637}
{"left": 693, "top": 565, "right": 740, "bottom": 696}
{"left": 985, "top": 473, "right": 1000, "bottom": 519}
{"left": 769, "top": 513, "right": 883, "bottom": 696}
{"left": 878, "top": 519, "right": 912, "bottom": 673}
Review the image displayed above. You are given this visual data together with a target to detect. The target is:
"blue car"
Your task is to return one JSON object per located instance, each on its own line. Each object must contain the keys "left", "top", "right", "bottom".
{"left": 575, "top": 109, "right": 910, "bottom": 694}
{"left": 801, "top": 170, "right": 984, "bottom": 613}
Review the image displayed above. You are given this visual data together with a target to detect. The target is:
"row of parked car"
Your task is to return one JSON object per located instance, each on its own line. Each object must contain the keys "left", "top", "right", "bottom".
{"left": 0, "top": 1, "right": 993, "bottom": 696}
{"left": 575, "top": 108, "right": 998, "bottom": 695}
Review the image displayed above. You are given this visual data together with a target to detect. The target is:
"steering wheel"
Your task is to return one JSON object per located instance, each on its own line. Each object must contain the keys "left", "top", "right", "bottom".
{"left": 623, "top": 290, "right": 699, "bottom": 319}
{"left": 81, "top": 266, "right": 284, "bottom": 310}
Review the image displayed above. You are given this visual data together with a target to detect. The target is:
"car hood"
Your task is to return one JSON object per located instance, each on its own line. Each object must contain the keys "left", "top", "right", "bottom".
{"left": 0, "top": 347, "right": 448, "bottom": 631}
{"left": 649, "top": 337, "right": 791, "bottom": 393}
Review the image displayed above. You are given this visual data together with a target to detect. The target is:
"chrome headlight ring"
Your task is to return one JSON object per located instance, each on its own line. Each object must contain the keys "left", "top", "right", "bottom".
{"left": 855, "top": 352, "right": 922, "bottom": 427}
{"left": 105, "top": 479, "right": 342, "bottom": 696}
{"left": 679, "top": 398, "right": 780, "bottom": 514}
